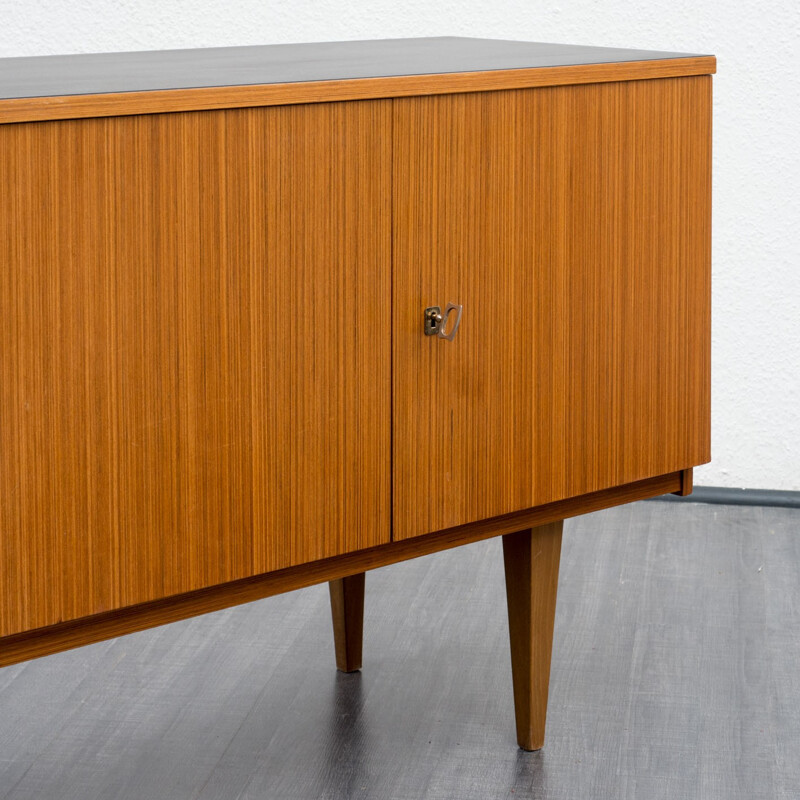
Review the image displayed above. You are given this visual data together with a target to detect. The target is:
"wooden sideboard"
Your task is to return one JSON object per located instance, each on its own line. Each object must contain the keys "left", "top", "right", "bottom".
{"left": 0, "top": 37, "right": 714, "bottom": 750}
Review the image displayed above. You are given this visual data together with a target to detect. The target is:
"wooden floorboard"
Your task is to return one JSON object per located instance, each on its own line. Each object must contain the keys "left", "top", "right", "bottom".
{"left": 0, "top": 500, "right": 797, "bottom": 799}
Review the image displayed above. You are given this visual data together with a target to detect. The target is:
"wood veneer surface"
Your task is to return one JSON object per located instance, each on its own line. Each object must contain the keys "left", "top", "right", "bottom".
{"left": 0, "top": 471, "right": 682, "bottom": 668}
{"left": 0, "top": 100, "right": 392, "bottom": 637}
{"left": 392, "top": 77, "right": 712, "bottom": 539}
{"left": 0, "top": 38, "right": 715, "bottom": 124}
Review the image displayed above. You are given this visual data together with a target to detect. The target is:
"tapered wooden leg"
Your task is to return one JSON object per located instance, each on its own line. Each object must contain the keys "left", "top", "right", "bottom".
{"left": 502, "top": 520, "right": 563, "bottom": 751}
{"left": 328, "top": 572, "right": 365, "bottom": 672}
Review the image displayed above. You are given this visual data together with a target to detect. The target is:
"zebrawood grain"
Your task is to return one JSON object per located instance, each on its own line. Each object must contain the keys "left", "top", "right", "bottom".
{"left": 0, "top": 471, "right": 682, "bottom": 668}
{"left": 392, "top": 76, "right": 712, "bottom": 540}
{"left": 0, "top": 57, "right": 715, "bottom": 125}
{"left": 0, "top": 100, "right": 392, "bottom": 637}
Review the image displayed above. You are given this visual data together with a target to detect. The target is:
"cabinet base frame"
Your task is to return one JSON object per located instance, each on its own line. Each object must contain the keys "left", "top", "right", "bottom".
{"left": 0, "top": 470, "right": 683, "bottom": 668}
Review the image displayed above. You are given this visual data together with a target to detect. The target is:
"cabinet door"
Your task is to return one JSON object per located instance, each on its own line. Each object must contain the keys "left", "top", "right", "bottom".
{"left": 393, "top": 77, "right": 711, "bottom": 540}
{"left": 0, "top": 100, "right": 391, "bottom": 637}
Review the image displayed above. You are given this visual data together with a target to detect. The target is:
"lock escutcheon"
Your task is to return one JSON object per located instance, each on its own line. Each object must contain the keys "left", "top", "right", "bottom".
{"left": 424, "top": 306, "right": 442, "bottom": 336}
{"left": 424, "top": 303, "right": 463, "bottom": 340}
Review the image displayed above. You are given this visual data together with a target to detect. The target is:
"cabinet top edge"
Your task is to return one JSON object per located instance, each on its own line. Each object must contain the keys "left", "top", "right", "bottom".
{"left": 0, "top": 37, "right": 716, "bottom": 125}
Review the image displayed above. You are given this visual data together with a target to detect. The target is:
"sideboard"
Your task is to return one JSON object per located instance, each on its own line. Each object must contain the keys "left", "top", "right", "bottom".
{"left": 0, "top": 37, "right": 714, "bottom": 750}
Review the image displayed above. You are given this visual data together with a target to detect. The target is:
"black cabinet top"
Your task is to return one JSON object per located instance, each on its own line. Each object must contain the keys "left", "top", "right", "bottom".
{"left": 0, "top": 37, "right": 711, "bottom": 100}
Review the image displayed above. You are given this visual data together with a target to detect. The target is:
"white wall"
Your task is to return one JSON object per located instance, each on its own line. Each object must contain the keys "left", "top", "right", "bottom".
{"left": 2, "top": 1, "right": 798, "bottom": 490}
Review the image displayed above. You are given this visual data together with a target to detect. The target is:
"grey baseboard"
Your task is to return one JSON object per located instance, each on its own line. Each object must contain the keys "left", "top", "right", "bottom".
{"left": 651, "top": 485, "right": 800, "bottom": 509}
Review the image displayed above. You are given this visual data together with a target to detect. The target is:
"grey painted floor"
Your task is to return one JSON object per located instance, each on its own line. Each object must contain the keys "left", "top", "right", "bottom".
{"left": 1, "top": 500, "right": 798, "bottom": 800}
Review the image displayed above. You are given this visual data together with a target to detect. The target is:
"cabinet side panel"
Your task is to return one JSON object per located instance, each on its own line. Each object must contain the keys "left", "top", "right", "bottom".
{"left": 392, "top": 77, "right": 711, "bottom": 539}
{"left": 0, "top": 101, "right": 392, "bottom": 636}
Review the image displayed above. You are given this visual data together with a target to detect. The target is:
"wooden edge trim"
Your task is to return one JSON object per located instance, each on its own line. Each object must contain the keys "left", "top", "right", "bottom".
{"left": 674, "top": 467, "right": 694, "bottom": 497}
{"left": 0, "top": 56, "right": 716, "bottom": 125}
{"left": 0, "top": 470, "right": 682, "bottom": 668}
